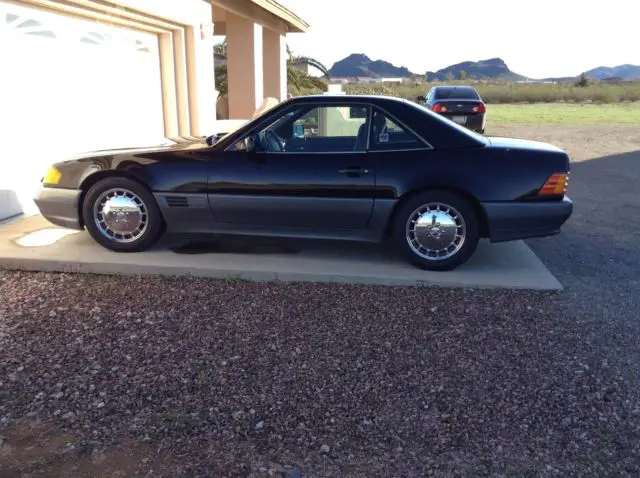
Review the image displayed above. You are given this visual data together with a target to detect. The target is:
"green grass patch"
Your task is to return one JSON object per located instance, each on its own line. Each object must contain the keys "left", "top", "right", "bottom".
{"left": 487, "top": 103, "right": 640, "bottom": 125}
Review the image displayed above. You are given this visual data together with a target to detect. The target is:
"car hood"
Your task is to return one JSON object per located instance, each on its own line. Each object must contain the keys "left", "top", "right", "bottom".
{"left": 59, "top": 140, "right": 209, "bottom": 163}
{"left": 486, "top": 136, "right": 566, "bottom": 154}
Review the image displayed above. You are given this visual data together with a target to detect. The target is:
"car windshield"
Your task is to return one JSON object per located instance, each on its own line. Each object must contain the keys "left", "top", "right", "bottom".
{"left": 434, "top": 87, "right": 479, "bottom": 100}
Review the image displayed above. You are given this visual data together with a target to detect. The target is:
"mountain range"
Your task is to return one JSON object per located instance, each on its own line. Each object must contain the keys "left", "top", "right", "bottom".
{"left": 328, "top": 54, "right": 640, "bottom": 82}
{"left": 329, "top": 53, "right": 414, "bottom": 78}
{"left": 583, "top": 64, "right": 640, "bottom": 81}
{"left": 425, "top": 58, "right": 526, "bottom": 81}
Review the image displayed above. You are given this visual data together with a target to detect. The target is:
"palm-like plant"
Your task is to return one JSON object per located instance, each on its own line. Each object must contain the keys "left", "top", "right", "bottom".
{"left": 214, "top": 39, "right": 328, "bottom": 96}
{"left": 214, "top": 41, "right": 227, "bottom": 59}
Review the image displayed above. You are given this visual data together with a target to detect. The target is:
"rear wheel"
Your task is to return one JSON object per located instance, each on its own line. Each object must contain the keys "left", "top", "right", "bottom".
{"left": 82, "top": 177, "right": 163, "bottom": 252}
{"left": 392, "top": 190, "right": 480, "bottom": 271}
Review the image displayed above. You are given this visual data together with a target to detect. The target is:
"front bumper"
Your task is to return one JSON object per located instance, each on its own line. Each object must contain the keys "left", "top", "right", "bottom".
{"left": 482, "top": 196, "right": 573, "bottom": 242}
{"left": 34, "top": 187, "right": 83, "bottom": 230}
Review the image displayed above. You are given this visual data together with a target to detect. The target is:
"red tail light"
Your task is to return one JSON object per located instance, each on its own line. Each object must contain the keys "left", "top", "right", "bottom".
{"left": 433, "top": 103, "right": 448, "bottom": 113}
{"left": 473, "top": 103, "right": 486, "bottom": 113}
{"left": 539, "top": 172, "right": 570, "bottom": 196}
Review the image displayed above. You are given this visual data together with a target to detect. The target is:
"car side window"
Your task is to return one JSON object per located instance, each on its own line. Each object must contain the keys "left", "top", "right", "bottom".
{"left": 275, "top": 105, "right": 370, "bottom": 153}
{"left": 226, "top": 105, "right": 370, "bottom": 154}
{"left": 224, "top": 105, "right": 370, "bottom": 154}
{"left": 368, "top": 109, "right": 427, "bottom": 152}
{"left": 228, "top": 105, "right": 372, "bottom": 153}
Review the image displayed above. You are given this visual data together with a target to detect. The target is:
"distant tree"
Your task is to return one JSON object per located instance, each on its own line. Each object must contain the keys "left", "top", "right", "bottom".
{"left": 459, "top": 70, "right": 467, "bottom": 81}
{"left": 215, "top": 64, "right": 228, "bottom": 95}
{"left": 446, "top": 71, "right": 454, "bottom": 81}
{"left": 575, "top": 73, "right": 591, "bottom": 87}
{"left": 213, "top": 41, "right": 227, "bottom": 59}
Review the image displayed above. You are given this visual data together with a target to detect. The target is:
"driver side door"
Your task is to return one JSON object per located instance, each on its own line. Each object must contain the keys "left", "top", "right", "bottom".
{"left": 207, "top": 103, "right": 376, "bottom": 230}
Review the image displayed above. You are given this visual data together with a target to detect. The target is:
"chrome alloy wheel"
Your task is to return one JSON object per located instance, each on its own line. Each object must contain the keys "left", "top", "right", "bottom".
{"left": 405, "top": 202, "right": 466, "bottom": 261}
{"left": 93, "top": 188, "right": 148, "bottom": 243}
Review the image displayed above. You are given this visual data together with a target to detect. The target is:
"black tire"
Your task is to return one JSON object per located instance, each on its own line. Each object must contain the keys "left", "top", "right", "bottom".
{"left": 82, "top": 177, "right": 164, "bottom": 252}
{"left": 392, "top": 190, "right": 480, "bottom": 271}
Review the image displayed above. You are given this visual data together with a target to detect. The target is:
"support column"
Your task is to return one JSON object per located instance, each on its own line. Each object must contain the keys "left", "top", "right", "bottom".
{"left": 185, "top": 24, "right": 216, "bottom": 138}
{"left": 263, "top": 28, "right": 287, "bottom": 101}
{"left": 184, "top": 0, "right": 216, "bottom": 138}
{"left": 226, "top": 12, "right": 263, "bottom": 119}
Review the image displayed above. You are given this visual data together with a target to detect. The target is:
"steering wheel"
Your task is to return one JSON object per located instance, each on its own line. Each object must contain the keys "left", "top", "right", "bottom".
{"left": 265, "top": 130, "right": 285, "bottom": 152}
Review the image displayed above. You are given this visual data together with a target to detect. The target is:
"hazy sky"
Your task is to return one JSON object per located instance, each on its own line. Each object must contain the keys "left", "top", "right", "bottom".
{"left": 278, "top": 0, "right": 639, "bottom": 78}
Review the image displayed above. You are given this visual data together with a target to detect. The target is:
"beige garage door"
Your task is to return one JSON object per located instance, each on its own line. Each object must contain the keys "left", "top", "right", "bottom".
{"left": 0, "top": 2, "right": 166, "bottom": 218}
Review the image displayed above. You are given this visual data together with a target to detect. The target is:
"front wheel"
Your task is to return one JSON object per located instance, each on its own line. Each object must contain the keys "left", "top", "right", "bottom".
{"left": 82, "top": 177, "right": 164, "bottom": 252}
{"left": 392, "top": 190, "right": 480, "bottom": 271}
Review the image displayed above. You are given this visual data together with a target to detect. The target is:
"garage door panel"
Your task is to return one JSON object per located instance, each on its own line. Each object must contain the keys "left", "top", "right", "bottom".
{"left": 0, "top": 1, "right": 166, "bottom": 217}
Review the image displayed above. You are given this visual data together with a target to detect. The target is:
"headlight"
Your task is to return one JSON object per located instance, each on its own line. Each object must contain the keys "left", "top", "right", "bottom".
{"left": 42, "top": 166, "right": 62, "bottom": 185}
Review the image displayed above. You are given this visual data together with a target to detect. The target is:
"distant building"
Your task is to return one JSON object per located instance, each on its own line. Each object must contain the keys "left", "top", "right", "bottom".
{"left": 515, "top": 80, "right": 557, "bottom": 84}
{"left": 379, "top": 77, "right": 405, "bottom": 84}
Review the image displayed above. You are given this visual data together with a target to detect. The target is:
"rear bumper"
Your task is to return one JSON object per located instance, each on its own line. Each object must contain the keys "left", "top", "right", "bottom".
{"left": 34, "top": 187, "right": 83, "bottom": 230}
{"left": 482, "top": 196, "right": 573, "bottom": 242}
{"left": 440, "top": 112, "right": 485, "bottom": 131}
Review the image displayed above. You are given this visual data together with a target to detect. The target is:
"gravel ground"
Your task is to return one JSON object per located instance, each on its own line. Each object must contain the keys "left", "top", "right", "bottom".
{"left": 1, "top": 125, "right": 640, "bottom": 477}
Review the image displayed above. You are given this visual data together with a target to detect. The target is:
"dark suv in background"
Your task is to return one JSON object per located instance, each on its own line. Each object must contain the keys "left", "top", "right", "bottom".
{"left": 421, "top": 86, "right": 486, "bottom": 134}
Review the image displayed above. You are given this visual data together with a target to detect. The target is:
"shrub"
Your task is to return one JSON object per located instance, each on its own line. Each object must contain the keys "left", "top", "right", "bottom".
{"left": 339, "top": 80, "right": 640, "bottom": 104}
{"left": 575, "top": 73, "right": 591, "bottom": 87}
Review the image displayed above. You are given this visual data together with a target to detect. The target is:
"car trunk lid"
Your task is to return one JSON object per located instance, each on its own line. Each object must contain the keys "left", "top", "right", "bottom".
{"left": 486, "top": 137, "right": 566, "bottom": 154}
{"left": 434, "top": 99, "right": 484, "bottom": 114}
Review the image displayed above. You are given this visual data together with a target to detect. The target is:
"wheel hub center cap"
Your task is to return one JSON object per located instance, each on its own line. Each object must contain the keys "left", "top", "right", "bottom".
{"left": 427, "top": 222, "right": 443, "bottom": 238}
{"left": 102, "top": 196, "right": 142, "bottom": 233}
{"left": 414, "top": 211, "right": 458, "bottom": 250}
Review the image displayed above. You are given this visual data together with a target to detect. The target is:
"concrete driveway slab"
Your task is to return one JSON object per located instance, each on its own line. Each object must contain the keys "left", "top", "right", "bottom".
{"left": 0, "top": 215, "right": 562, "bottom": 290}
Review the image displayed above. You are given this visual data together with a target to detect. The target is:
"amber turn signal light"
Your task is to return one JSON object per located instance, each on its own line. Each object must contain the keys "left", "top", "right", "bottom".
{"left": 42, "top": 166, "right": 62, "bottom": 186}
{"left": 539, "top": 172, "right": 569, "bottom": 196}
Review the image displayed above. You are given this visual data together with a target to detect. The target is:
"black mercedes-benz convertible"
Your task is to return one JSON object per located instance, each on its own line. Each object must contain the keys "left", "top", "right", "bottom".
{"left": 34, "top": 94, "right": 573, "bottom": 271}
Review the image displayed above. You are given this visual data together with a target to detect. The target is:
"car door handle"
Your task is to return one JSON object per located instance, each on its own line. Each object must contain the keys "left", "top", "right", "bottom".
{"left": 339, "top": 167, "right": 370, "bottom": 174}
